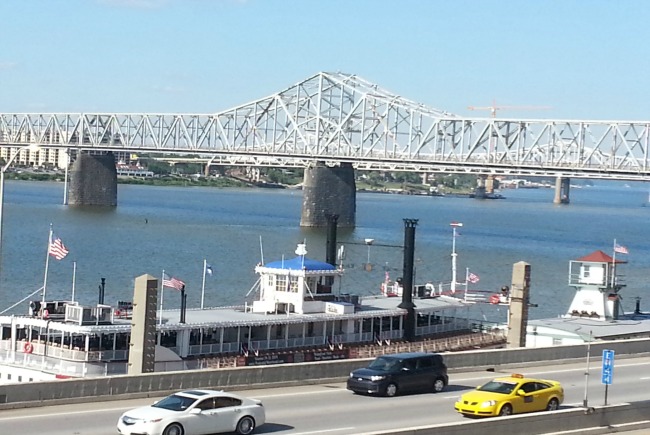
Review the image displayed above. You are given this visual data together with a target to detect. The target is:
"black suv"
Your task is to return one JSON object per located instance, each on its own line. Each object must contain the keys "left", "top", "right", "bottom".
{"left": 346, "top": 352, "right": 448, "bottom": 397}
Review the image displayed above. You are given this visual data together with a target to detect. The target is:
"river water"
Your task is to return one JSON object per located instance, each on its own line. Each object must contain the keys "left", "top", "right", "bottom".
{"left": 1, "top": 180, "right": 649, "bottom": 322}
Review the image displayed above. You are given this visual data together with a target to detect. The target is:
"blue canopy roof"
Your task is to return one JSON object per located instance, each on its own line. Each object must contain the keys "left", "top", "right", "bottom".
{"left": 264, "top": 256, "right": 336, "bottom": 271}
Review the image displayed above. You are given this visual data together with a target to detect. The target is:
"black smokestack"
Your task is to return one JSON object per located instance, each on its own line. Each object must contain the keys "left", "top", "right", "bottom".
{"left": 398, "top": 218, "right": 418, "bottom": 341}
{"left": 98, "top": 277, "right": 106, "bottom": 305}
{"left": 180, "top": 285, "right": 186, "bottom": 324}
{"left": 325, "top": 214, "right": 339, "bottom": 287}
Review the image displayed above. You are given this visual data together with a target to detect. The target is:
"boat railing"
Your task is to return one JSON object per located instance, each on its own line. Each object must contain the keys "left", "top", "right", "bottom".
{"left": 187, "top": 331, "right": 407, "bottom": 357}
{"left": 187, "top": 325, "right": 479, "bottom": 357}
{"left": 0, "top": 349, "right": 105, "bottom": 378}
{"left": 6, "top": 340, "right": 87, "bottom": 361}
{"left": 415, "top": 321, "right": 468, "bottom": 336}
{"left": 2, "top": 339, "right": 130, "bottom": 363}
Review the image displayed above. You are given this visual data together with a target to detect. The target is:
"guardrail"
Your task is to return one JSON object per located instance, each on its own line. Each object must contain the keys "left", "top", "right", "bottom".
{"left": 0, "top": 337, "right": 649, "bottom": 408}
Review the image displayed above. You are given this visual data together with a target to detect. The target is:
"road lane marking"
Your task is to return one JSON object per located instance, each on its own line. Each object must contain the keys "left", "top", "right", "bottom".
{"left": 292, "top": 428, "right": 355, "bottom": 435}
{"left": 0, "top": 406, "right": 133, "bottom": 420}
{"left": 452, "top": 361, "right": 650, "bottom": 382}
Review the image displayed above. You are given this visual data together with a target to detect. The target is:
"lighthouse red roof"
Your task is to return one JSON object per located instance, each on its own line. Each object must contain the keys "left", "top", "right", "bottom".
{"left": 576, "top": 250, "right": 626, "bottom": 264}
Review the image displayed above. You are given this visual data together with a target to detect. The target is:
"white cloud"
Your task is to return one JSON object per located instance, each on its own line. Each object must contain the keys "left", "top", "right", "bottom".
{"left": 0, "top": 62, "right": 17, "bottom": 71}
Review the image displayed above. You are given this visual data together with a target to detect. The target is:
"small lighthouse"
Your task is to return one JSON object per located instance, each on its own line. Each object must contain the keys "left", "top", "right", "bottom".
{"left": 566, "top": 250, "right": 625, "bottom": 321}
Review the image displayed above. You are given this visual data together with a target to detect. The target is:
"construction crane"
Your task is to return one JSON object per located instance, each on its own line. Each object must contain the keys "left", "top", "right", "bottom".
{"left": 467, "top": 99, "right": 552, "bottom": 117}
{"left": 467, "top": 100, "right": 551, "bottom": 163}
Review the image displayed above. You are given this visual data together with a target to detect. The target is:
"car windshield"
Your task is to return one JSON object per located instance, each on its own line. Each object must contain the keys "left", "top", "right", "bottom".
{"left": 478, "top": 380, "right": 518, "bottom": 394}
{"left": 368, "top": 357, "right": 400, "bottom": 371}
{"left": 152, "top": 394, "right": 198, "bottom": 411}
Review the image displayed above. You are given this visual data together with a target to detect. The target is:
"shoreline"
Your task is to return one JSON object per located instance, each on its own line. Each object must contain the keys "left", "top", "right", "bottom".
{"left": 5, "top": 170, "right": 475, "bottom": 196}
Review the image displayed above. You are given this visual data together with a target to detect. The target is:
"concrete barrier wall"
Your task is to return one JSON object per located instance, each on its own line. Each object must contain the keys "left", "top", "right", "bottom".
{"left": 365, "top": 401, "right": 650, "bottom": 435}
{"left": 1, "top": 337, "right": 649, "bottom": 408}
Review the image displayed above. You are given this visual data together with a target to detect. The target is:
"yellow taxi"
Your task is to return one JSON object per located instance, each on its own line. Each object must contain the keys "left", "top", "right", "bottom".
{"left": 454, "top": 373, "right": 564, "bottom": 417}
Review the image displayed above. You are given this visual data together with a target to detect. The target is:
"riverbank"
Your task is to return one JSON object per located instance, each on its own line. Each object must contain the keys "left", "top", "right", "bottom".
{"left": 4, "top": 169, "right": 475, "bottom": 195}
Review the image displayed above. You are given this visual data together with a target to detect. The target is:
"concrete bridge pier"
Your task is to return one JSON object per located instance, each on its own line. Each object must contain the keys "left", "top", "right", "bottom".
{"left": 474, "top": 176, "right": 486, "bottom": 198}
{"left": 300, "top": 162, "right": 356, "bottom": 227}
{"left": 474, "top": 175, "right": 496, "bottom": 198}
{"left": 554, "top": 177, "right": 570, "bottom": 204}
{"left": 68, "top": 152, "right": 117, "bottom": 206}
{"left": 485, "top": 175, "right": 496, "bottom": 194}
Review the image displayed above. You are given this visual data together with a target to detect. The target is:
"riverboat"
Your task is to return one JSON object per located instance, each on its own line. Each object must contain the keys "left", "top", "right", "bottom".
{"left": 0, "top": 240, "right": 490, "bottom": 384}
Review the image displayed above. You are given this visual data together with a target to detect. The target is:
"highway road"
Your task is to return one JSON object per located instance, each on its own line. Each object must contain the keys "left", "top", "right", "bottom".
{"left": 1, "top": 356, "right": 649, "bottom": 435}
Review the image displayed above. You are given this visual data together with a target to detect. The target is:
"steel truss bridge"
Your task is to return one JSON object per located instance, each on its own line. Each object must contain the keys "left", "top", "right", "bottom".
{"left": 2, "top": 71, "right": 650, "bottom": 181}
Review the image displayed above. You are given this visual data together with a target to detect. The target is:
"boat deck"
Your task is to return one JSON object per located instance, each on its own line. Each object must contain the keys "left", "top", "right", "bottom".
{"left": 155, "top": 294, "right": 468, "bottom": 330}
{"left": 529, "top": 311, "right": 650, "bottom": 341}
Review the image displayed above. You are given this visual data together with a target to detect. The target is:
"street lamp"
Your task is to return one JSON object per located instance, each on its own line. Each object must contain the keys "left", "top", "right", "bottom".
{"left": 0, "top": 144, "right": 40, "bottom": 285}
{"left": 450, "top": 222, "right": 463, "bottom": 293}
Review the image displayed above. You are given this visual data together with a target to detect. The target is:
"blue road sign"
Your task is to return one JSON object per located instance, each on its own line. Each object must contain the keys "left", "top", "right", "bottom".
{"left": 601, "top": 349, "right": 615, "bottom": 385}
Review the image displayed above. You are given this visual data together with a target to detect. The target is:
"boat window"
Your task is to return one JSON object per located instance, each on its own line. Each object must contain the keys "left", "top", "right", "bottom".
{"left": 115, "top": 332, "right": 129, "bottom": 350}
{"left": 160, "top": 331, "right": 177, "bottom": 347}
{"left": 288, "top": 276, "right": 299, "bottom": 293}
{"left": 189, "top": 329, "right": 202, "bottom": 345}
{"left": 276, "top": 275, "right": 288, "bottom": 293}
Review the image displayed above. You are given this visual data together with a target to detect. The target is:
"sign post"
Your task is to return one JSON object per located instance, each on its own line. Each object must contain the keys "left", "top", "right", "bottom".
{"left": 601, "top": 349, "right": 615, "bottom": 405}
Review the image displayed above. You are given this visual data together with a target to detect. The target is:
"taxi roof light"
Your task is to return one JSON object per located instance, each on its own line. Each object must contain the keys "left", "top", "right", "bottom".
{"left": 511, "top": 373, "right": 524, "bottom": 378}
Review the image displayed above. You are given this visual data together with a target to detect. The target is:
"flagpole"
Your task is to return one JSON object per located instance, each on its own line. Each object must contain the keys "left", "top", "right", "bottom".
{"left": 450, "top": 222, "right": 462, "bottom": 294}
{"left": 259, "top": 235, "right": 264, "bottom": 264}
{"left": 71, "top": 261, "right": 77, "bottom": 302}
{"left": 611, "top": 239, "right": 617, "bottom": 288}
{"left": 42, "top": 225, "right": 53, "bottom": 314}
{"left": 159, "top": 269, "right": 165, "bottom": 326}
{"left": 464, "top": 267, "right": 469, "bottom": 302}
{"left": 201, "top": 259, "right": 207, "bottom": 309}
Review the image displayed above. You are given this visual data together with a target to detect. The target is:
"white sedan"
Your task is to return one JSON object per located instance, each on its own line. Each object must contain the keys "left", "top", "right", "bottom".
{"left": 117, "top": 389, "right": 265, "bottom": 435}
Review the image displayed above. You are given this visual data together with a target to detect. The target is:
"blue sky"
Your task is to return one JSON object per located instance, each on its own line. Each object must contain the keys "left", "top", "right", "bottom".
{"left": 1, "top": 0, "right": 649, "bottom": 120}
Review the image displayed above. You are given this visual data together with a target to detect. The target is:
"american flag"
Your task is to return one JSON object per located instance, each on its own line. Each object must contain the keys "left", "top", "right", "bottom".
{"left": 163, "top": 273, "right": 185, "bottom": 290}
{"left": 614, "top": 243, "right": 629, "bottom": 255}
{"left": 467, "top": 272, "right": 480, "bottom": 284}
{"left": 49, "top": 236, "right": 69, "bottom": 260}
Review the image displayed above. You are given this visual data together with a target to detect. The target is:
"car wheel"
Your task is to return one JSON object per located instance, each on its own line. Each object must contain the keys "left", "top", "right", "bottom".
{"left": 384, "top": 383, "right": 398, "bottom": 397}
{"left": 162, "top": 422, "right": 184, "bottom": 435}
{"left": 432, "top": 378, "right": 445, "bottom": 393}
{"left": 498, "top": 404, "right": 513, "bottom": 416}
{"left": 236, "top": 416, "right": 256, "bottom": 435}
{"left": 546, "top": 398, "right": 560, "bottom": 411}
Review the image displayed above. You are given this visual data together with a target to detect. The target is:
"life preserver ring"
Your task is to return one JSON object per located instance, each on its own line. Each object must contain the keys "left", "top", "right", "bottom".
{"left": 23, "top": 342, "right": 34, "bottom": 354}
{"left": 489, "top": 294, "right": 501, "bottom": 305}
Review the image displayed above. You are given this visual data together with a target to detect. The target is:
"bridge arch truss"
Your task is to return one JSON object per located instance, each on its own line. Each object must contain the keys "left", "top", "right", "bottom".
{"left": 2, "top": 72, "right": 650, "bottom": 181}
